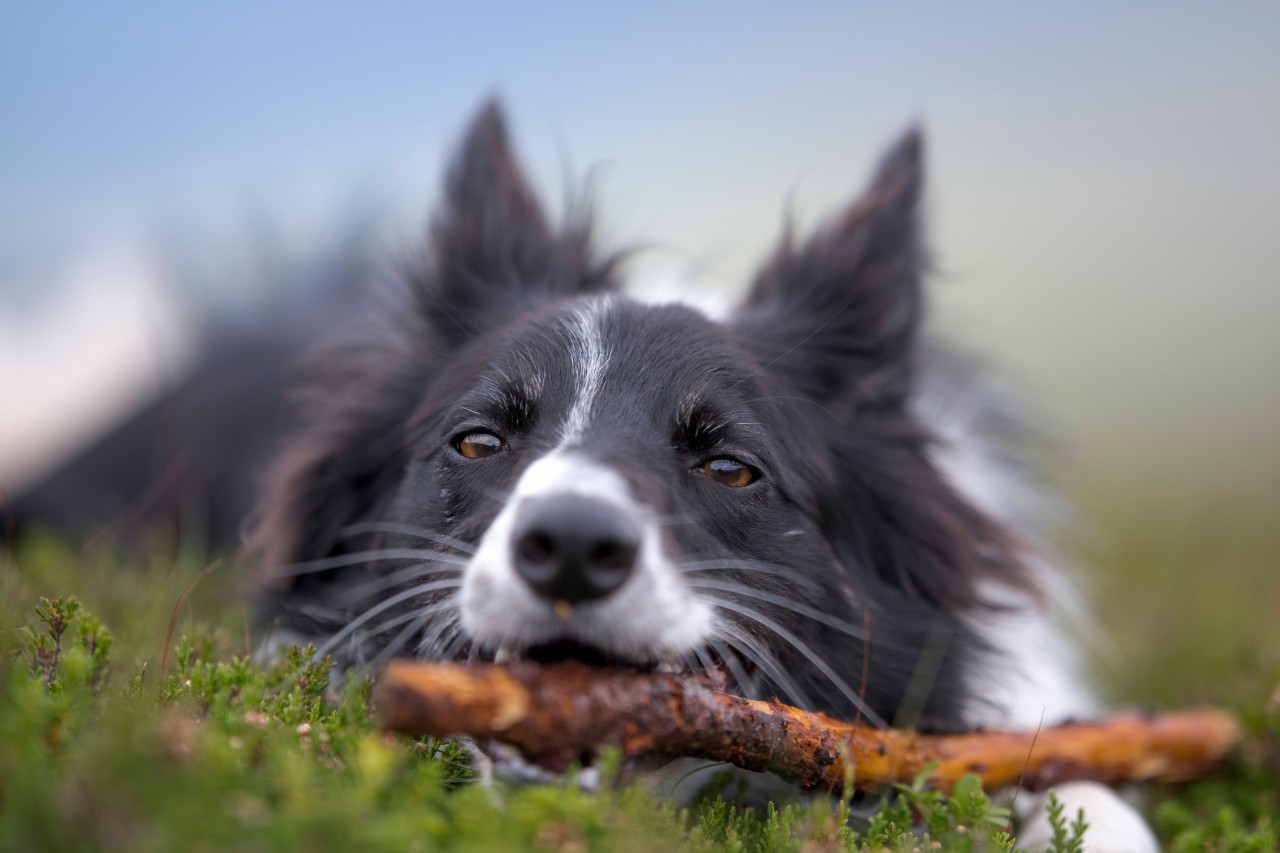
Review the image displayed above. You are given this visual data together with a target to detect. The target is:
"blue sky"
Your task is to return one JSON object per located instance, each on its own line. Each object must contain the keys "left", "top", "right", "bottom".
{"left": 2, "top": 3, "right": 1277, "bottom": 490}
{"left": 5, "top": 3, "right": 1272, "bottom": 263}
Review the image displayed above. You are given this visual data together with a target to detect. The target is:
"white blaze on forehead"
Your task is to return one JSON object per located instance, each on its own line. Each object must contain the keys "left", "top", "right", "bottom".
{"left": 508, "top": 451, "right": 631, "bottom": 504}
{"left": 559, "top": 297, "right": 613, "bottom": 445}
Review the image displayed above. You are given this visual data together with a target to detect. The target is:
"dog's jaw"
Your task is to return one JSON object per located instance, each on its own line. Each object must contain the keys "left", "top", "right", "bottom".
{"left": 458, "top": 451, "right": 714, "bottom": 664}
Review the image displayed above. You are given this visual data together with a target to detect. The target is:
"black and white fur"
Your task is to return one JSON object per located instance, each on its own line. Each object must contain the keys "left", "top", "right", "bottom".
{"left": 251, "top": 101, "right": 1155, "bottom": 851}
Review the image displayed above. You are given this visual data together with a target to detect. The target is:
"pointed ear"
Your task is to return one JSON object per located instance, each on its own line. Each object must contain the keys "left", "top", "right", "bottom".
{"left": 734, "top": 128, "right": 925, "bottom": 405}
{"left": 440, "top": 98, "right": 550, "bottom": 245}
{"left": 413, "top": 99, "right": 618, "bottom": 350}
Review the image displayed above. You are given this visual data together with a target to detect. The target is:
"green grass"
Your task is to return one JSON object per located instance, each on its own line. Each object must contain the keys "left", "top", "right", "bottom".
{"left": 1, "top": 507, "right": 1276, "bottom": 851}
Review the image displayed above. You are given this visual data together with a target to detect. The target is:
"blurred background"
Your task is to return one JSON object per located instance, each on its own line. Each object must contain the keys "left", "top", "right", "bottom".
{"left": 2, "top": 4, "right": 1276, "bottom": 703}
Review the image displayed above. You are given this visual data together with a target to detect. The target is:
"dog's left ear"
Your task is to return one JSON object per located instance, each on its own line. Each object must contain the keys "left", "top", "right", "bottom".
{"left": 734, "top": 128, "right": 925, "bottom": 406}
{"left": 411, "top": 100, "right": 618, "bottom": 351}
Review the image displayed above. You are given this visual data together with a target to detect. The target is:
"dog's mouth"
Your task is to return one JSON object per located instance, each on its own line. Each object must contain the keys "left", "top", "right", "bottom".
{"left": 516, "top": 638, "right": 657, "bottom": 671}
{"left": 475, "top": 639, "right": 653, "bottom": 779}
{"left": 485, "top": 638, "right": 739, "bottom": 685}
{"left": 471, "top": 640, "right": 741, "bottom": 779}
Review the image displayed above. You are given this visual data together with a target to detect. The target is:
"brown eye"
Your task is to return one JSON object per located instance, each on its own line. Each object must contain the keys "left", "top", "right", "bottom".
{"left": 698, "top": 457, "right": 757, "bottom": 488}
{"left": 455, "top": 431, "right": 505, "bottom": 459}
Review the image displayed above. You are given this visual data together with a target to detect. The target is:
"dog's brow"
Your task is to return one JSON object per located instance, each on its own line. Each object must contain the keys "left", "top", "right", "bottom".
{"left": 676, "top": 391, "right": 715, "bottom": 424}
{"left": 475, "top": 373, "right": 540, "bottom": 427}
{"left": 674, "top": 394, "right": 712, "bottom": 434}
{"left": 674, "top": 396, "right": 765, "bottom": 448}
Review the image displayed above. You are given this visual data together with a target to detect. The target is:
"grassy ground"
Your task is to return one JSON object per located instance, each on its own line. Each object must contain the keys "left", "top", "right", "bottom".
{"left": 1, "top": 489, "right": 1277, "bottom": 851}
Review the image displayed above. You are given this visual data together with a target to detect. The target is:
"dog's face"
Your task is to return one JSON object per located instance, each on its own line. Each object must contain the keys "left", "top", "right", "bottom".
{"left": 254, "top": 101, "right": 1030, "bottom": 726}
{"left": 408, "top": 298, "right": 838, "bottom": 668}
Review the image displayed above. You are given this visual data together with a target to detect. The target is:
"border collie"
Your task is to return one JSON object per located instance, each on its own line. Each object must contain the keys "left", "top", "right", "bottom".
{"left": 251, "top": 100, "right": 1156, "bottom": 851}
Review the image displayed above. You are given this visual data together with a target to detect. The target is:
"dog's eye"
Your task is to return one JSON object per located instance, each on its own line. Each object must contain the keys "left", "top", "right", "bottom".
{"left": 697, "top": 457, "right": 757, "bottom": 488}
{"left": 455, "top": 431, "right": 505, "bottom": 459}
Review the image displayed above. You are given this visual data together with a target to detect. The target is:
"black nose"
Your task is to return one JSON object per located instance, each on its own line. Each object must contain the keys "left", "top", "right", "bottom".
{"left": 511, "top": 495, "right": 641, "bottom": 604}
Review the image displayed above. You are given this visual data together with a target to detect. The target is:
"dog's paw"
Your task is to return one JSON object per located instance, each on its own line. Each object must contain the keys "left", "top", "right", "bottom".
{"left": 471, "top": 739, "right": 602, "bottom": 791}
{"left": 1017, "top": 782, "right": 1157, "bottom": 853}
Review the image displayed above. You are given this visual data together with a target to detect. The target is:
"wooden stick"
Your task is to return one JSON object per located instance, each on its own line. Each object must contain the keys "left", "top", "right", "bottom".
{"left": 375, "top": 660, "right": 1240, "bottom": 793}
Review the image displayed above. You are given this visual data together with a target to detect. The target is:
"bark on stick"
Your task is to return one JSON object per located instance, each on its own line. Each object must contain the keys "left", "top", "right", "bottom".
{"left": 376, "top": 660, "right": 1240, "bottom": 793}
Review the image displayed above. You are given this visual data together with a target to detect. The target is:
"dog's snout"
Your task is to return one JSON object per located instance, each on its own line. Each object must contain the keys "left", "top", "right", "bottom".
{"left": 511, "top": 495, "right": 640, "bottom": 603}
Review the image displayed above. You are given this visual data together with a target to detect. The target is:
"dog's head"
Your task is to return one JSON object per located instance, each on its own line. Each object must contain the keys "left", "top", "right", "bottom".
{"left": 252, "top": 101, "right": 1031, "bottom": 725}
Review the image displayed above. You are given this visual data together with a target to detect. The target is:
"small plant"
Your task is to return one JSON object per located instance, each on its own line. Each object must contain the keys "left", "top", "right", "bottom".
{"left": 1, "top": 562, "right": 1276, "bottom": 851}
{"left": 22, "top": 596, "right": 76, "bottom": 688}
{"left": 1042, "top": 791, "right": 1089, "bottom": 853}
{"left": 862, "top": 765, "right": 1016, "bottom": 852}
{"left": 16, "top": 595, "right": 112, "bottom": 693}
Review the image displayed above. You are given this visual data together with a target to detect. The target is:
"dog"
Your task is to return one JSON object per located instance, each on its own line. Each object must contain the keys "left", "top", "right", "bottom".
{"left": 250, "top": 100, "right": 1157, "bottom": 851}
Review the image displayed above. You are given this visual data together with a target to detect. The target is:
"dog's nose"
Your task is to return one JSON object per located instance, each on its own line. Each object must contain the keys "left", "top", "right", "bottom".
{"left": 511, "top": 495, "right": 640, "bottom": 604}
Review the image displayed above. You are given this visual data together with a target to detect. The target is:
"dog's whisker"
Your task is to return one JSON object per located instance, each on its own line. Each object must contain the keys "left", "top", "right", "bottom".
{"left": 713, "top": 601, "right": 888, "bottom": 729}
{"left": 688, "top": 646, "right": 719, "bottom": 680}
{"left": 354, "top": 600, "right": 463, "bottom": 664}
{"left": 313, "top": 579, "right": 464, "bottom": 661}
{"left": 368, "top": 609, "right": 443, "bottom": 670}
{"left": 740, "top": 394, "right": 839, "bottom": 421}
{"left": 714, "top": 623, "right": 818, "bottom": 713}
{"left": 343, "top": 603, "right": 453, "bottom": 662}
{"left": 707, "top": 639, "right": 758, "bottom": 696}
{"left": 678, "top": 558, "right": 824, "bottom": 591}
{"left": 271, "top": 548, "right": 468, "bottom": 579}
{"left": 367, "top": 605, "right": 450, "bottom": 638}
{"left": 436, "top": 629, "right": 472, "bottom": 662}
{"left": 343, "top": 562, "right": 463, "bottom": 604}
{"left": 678, "top": 558, "right": 792, "bottom": 575}
{"left": 272, "top": 564, "right": 461, "bottom": 622}
{"left": 416, "top": 610, "right": 466, "bottom": 660}
{"left": 687, "top": 579, "right": 867, "bottom": 640}
{"left": 340, "top": 521, "right": 477, "bottom": 555}
{"left": 286, "top": 600, "right": 352, "bottom": 621}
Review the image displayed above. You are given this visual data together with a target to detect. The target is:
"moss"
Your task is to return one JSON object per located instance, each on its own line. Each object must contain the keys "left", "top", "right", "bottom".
{"left": 0, "top": 533, "right": 1275, "bottom": 851}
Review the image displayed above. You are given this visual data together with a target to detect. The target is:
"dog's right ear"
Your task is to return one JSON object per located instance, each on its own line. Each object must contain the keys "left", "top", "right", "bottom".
{"left": 410, "top": 99, "right": 619, "bottom": 351}
{"left": 249, "top": 101, "right": 619, "bottom": 585}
